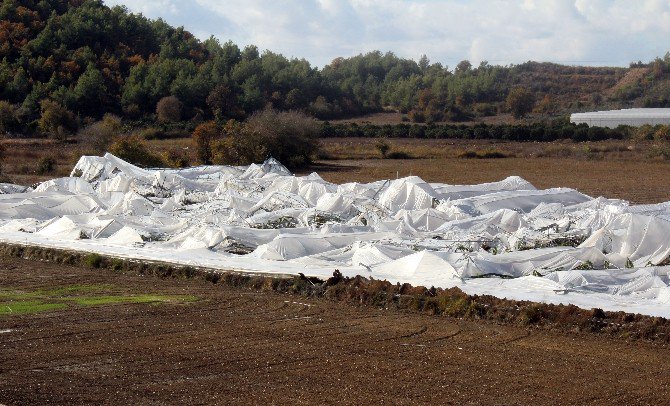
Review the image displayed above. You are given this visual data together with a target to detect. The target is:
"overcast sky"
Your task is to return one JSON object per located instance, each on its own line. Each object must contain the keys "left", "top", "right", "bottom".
{"left": 103, "top": 0, "right": 670, "bottom": 69}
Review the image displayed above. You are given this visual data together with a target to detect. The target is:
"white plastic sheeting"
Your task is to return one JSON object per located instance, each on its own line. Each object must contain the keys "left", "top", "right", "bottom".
{"left": 1, "top": 153, "right": 670, "bottom": 316}
{"left": 570, "top": 108, "right": 670, "bottom": 128}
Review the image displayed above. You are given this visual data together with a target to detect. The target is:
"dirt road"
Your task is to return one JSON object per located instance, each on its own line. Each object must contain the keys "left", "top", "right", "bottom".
{"left": 1, "top": 257, "right": 669, "bottom": 405}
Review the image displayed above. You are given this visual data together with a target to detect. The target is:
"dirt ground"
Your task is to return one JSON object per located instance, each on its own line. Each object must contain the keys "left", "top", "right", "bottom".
{"left": 2, "top": 257, "right": 670, "bottom": 405}
{"left": 307, "top": 157, "right": 670, "bottom": 204}
{"left": 3, "top": 137, "right": 670, "bottom": 204}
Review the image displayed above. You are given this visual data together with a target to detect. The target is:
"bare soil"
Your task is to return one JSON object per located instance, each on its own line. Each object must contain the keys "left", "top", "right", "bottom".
{"left": 606, "top": 67, "right": 649, "bottom": 97}
{"left": 305, "top": 137, "right": 670, "bottom": 204}
{"left": 311, "top": 137, "right": 670, "bottom": 203}
{"left": 2, "top": 257, "right": 670, "bottom": 405}
{"left": 308, "top": 158, "right": 670, "bottom": 204}
{"left": 4, "top": 137, "right": 670, "bottom": 204}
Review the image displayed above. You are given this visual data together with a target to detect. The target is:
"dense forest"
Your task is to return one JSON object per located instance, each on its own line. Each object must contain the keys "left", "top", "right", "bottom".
{"left": 2, "top": 0, "right": 670, "bottom": 138}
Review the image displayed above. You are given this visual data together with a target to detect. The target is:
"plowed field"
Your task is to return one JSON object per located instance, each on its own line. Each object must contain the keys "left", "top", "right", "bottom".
{"left": 1, "top": 258, "right": 669, "bottom": 405}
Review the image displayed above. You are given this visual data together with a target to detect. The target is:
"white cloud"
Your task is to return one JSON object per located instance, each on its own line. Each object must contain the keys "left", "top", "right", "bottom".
{"left": 105, "top": 0, "right": 178, "bottom": 15}
{"left": 103, "top": 0, "right": 670, "bottom": 68}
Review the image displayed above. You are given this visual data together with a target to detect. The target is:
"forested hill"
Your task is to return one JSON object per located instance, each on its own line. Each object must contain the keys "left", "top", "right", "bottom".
{"left": 2, "top": 0, "right": 670, "bottom": 136}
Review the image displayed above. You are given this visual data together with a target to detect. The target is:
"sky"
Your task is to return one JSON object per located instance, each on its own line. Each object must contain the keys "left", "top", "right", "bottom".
{"left": 103, "top": 0, "right": 670, "bottom": 69}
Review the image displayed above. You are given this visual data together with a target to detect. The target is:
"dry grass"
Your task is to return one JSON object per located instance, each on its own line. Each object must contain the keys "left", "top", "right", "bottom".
{"left": 2, "top": 136, "right": 670, "bottom": 204}
{"left": 313, "top": 138, "right": 670, "bottom": 205}
{"left": 318, "top": 137, "right": 646, "bottom": 160}
{"left": 0, "top": 137, "right": 196, "bottom": 185}
{"left": 304, "top": 155, "right": 670, "bottom": 204}
{"left": 605, "top": 67, "right": 650, "bottom": 97}
{"left": 329, "top": 111, "right": 408, "bottom": 125}
{"left": 1, "top": 140, "right": 83, "bottom": 184}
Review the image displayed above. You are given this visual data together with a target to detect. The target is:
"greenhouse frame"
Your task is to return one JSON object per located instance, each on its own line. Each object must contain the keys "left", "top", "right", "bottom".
{"left": 570, "top": 108, "right": 670, "bottom": 128}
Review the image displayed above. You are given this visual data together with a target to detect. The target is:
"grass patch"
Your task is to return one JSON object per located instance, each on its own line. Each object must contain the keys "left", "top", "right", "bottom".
{"left": 0, "top": 283, "right": 198, "bottom": 315}
{"left": 40, "top": 284, "right": 114, "bottom": 296}
{"left": 72, "top": 294, "right": 198, "bottom": 306}
{"left": 0, "top": 301, "right": 67, "bottom": 315}
{"left": 83, "top": 253, "right": 103, "bottom": 268}
{"left": 0, "top": 289, "right": 26, "bottom": 300}
{"left": 0, "top": 284, "right": 113, "bottom": 300}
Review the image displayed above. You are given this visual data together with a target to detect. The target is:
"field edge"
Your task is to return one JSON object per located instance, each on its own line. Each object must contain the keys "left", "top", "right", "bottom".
{"left": 2, "top": 242, "right": 670, "bottom": 344}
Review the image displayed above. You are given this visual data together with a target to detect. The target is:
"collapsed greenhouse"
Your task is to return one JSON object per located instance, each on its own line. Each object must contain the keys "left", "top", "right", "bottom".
{"left": 570, "top": 108, "right": 670, "bottom": 128}
{"left": 2, "top": 154, "right": 670, "bottom": 316}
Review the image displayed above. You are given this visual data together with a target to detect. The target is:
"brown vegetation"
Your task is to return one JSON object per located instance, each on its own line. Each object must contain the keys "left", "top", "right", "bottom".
{"left": 1, "top": 136, "right": 670, "bottom": 203}
{"left": 606, "top": 67, "right": 650, "bottom": 97}
{"left": 38, "top": 100, "right": 78, "bottom": 139}
{"left": 156, "top": 96, "right": 182, "bottom": 123}
{"left": 317, "top": 137, "right": 641, "bottom": 160}
{"left": 77, "top": 113, "right": 122, "bottom": 154}
{"left": 191, "top": 120, "right": 219, "bottom": 164}
{"left": 191, "top": 109, "right": 321, "bottom": 168}
{"left": 306, "top": 138, "right": 670, "bottom": 203}
{"left": 108, "top": 135, "right": 165, "bottom": 168}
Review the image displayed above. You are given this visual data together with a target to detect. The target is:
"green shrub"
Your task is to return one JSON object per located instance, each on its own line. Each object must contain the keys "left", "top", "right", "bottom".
{"left": 0, "top": 101, "right": 17, "bottom": 134}
{"left": 38, "top": 100, "right": 77, "bottom": 140}
{"left": 647, "top": 145, "right": 670, "bottom": 160}
{"left": 156, "top": 96, "right": 182, "bottom": 123}
{"left": 387, "top": 151, "right": 412, "bottom": 159}
{"left": 472, "top": 102, "right": 497, "bottom": 117}
{"left": 457, "top": 150, "right": 478, "bottom": 159}
{"left": 36, "top": 156, "right": 56, "bottom": 175}
{"left": 507, "top": 87, "right": 535, "bottom": 119}
{"left": 407, "top": 109, "right": 425, "bottom": 123}
{"left": 320, "top": 120, "right": 628, "bottom": 143}
{"left": 213, "top": 109, "right": 320, "bottom": 168}
{"left": 632, "top": 124, "right": 656, "bottom": 141}
{"left": 109, "top": 135, "right": 165, "bottom": 167}
{"left": 83, "top": 253, "right": 103, "bottom": 268}
{"left": 0, "top": 142, "right": 4, "bottom": 174}
{"left": 479, "top": 150, "right": 508, "bottom": 159}
{"left": 375, "top": 139, "right": 390, "bottom": 158}
{"left": 122, "top": 103, "right": 142, "bottom": 119}
{"left": 457, "top": 149, "right": 508, "bottom": 159}
{"left": 135, "top": 127, "right": 164, "bottom": 140}
{"left": 109, "top": 258, "right": 125, "bottom": 271}
{"left": 654, "top": 126, "right": 670, "bottom": 141}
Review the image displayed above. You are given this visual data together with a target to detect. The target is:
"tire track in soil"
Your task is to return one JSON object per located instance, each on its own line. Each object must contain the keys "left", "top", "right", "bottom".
{"left": 2, "top": 257, "right": 670, "bottom": 405}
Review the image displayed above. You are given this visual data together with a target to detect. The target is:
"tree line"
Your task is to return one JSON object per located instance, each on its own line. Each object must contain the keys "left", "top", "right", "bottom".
{"left": 321, "top": 120, "right": 631, "bottom": 142}
{"left": 1, "top": 0, "right": 670, "bottom": 139}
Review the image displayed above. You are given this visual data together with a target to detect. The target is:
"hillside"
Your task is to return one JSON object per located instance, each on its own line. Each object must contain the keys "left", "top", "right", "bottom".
{"left": 1, "top": 0, "right": 670, "bottom": 137}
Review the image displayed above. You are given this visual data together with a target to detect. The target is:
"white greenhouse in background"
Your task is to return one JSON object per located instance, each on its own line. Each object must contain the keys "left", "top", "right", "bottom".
{"left": 570, "top": 108, "right": 670, "bottom": 128}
